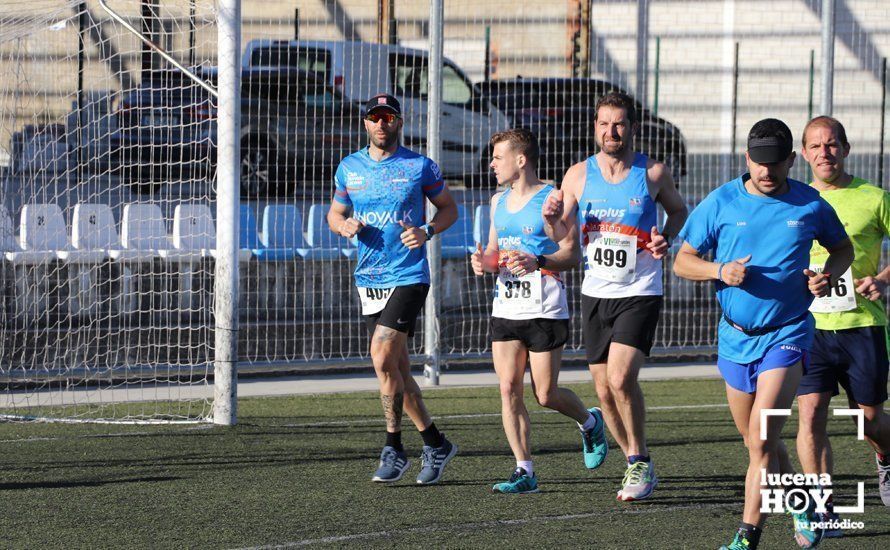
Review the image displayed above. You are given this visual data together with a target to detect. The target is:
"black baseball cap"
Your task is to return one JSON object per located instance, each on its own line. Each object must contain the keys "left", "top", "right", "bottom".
{"left": 747, "top": 118, "right": 793, "bottom": 164}
{"left": 364, "top": 93, "right": 401, "bottom": 116}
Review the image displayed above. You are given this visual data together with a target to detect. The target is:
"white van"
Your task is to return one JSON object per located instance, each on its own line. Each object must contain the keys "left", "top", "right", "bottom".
{"left": 242, "top": 39, "right": 508, "bottom": 183}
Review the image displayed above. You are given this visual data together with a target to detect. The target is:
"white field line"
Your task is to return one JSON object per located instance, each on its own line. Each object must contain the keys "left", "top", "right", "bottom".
{"left": 281, "top": 403, "right": 731, "bottom": 428}
{"left": 232, "top": 502, "right": 738, "bottom": 549}
{"left": 0, "top": 423, "right": 213, "bottom": 444}
{"left": 0, "top": 403, "right": 728, "bottom": 443}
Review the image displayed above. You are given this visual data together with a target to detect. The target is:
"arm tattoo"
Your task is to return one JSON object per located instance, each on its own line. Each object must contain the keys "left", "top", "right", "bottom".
{"left": 381, "top": 392, "right": 404, "bottom": 431}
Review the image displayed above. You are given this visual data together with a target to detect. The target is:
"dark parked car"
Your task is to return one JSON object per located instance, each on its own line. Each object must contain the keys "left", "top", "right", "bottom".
{"left": 478, "top": 78, "right": 688, "bottom": 182}
{"left": 116, "top": 66, "right": 363, "bottom": 195}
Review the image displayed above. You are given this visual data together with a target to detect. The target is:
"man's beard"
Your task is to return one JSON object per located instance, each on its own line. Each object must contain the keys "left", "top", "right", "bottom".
{"left": 599, "top": 138, "right": 630, "bottom": 156}
{"left": 370, "top": 130, "right": 399, "bottom": 149}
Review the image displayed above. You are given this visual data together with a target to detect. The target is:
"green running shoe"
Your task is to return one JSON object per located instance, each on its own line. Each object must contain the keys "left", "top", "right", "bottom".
{"left": 718, "top": 530, "right": 753, "bottom": 550}
{"left": 491, "top": 468, "right": 539, "bottom": 494}
{"left": 581, "top": 407, "right": 608, "bottom": 469}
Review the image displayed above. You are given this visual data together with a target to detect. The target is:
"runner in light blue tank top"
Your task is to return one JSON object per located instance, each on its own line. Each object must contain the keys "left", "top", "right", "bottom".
{"left": 559, "top": 92, "right": 688, "bottom": 503}
{"left": 576, "top": 151, "right": 662, "bottom": 297}
{"left": 471, "top": 128, "right": 606, "bottom": 495}
{"left": 495, "top": 184, "right": 559, "bottom": 258}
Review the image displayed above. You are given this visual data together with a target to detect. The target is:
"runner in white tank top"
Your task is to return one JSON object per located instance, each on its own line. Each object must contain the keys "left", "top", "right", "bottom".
{"left": 471, "top": 129, "right": 607, "bottom": 494}
{"left": 554, "top": 92, "right": 688, "bottom": 502}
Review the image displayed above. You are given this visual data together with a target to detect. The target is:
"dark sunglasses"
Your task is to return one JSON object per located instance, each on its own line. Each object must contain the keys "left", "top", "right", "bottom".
{"left": 365, "top": 112, "right": 399, "bottom": 124}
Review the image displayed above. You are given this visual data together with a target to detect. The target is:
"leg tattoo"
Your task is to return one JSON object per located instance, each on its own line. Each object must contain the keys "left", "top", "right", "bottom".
{"left": 382, "top": 392, "right": 405, "bottom": 431}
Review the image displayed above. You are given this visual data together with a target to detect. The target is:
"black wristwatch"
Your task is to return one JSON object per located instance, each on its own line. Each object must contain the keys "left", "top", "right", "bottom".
{"left": 421, "top": 224, "right": 435, "bottom": 241}
{"left": 535, "top": 255, "right": 548, "bottom": 270}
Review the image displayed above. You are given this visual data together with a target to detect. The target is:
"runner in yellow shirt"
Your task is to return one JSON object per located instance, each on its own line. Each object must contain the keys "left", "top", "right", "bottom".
{"left": 797, "top": 117, "right": 890, "bottom": 539}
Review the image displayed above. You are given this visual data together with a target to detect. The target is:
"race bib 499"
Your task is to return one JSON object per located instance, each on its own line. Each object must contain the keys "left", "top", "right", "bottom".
{"left": 586, "top": 231, "right": 637, "bottom": 283}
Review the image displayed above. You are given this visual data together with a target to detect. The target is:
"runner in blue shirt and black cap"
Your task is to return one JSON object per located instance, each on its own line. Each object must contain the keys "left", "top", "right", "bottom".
{"left": 673, "top": 118, "right": 854, "bottom": 549}
{"left": 327, "top": 93, "right": 460, "bottom": 485}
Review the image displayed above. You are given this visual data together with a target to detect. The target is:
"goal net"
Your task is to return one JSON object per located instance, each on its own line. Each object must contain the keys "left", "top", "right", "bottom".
{"left": 0, "top": 0, "right": 220, "bottom": 422}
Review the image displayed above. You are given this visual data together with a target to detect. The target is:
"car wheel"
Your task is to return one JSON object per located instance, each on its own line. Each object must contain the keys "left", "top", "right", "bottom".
{"left": 240, "top": 135, "right": 276, "bottom": 197}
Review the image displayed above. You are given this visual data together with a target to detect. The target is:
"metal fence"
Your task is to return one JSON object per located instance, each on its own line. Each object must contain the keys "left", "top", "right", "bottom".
{"left": 0, "top": 0, "right": 887, "bottom": 421}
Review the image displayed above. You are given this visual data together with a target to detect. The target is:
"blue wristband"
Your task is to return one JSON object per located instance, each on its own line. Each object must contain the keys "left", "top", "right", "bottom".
{"left": 716, "top": 262, "right": 725, "bottom": 283}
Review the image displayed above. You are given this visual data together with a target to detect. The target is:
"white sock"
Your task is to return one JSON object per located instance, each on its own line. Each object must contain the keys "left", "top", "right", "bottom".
{"left": 580, "top": 412, "right": 598, "bottom": 431}
{"left": 517, "top": 460, "right": 534, "bottom": 477}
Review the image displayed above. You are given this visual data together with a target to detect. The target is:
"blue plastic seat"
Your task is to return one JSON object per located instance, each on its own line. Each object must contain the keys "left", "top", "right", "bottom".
{"left": 304, "top": 204, "right": 350, "bottom": 260}
{"left": 239, "top": 205, "right": 262, "bottom": 251}
{"left": 441, "top": 204, "right": 473, "bottom": 259}
{"left": 253, "top": 205, "right": 308, "bottom": 261}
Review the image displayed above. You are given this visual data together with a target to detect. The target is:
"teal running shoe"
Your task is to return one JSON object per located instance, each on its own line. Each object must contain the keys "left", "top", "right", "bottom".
{"left": 581, "top": 407, "right": 608, "bottom": 470}
{"left": 718, "top": 529, "right": 754, "bottom": 550}
{"left": 790, "top": 502, "right": 824, "bottom": 548}
{"left": 491, "top": 467, "right": 539, "bottom": 494}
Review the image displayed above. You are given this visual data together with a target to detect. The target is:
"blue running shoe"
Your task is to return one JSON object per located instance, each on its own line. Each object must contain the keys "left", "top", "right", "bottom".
{"left": 371, "top": 446, "right": 410, "bottom": 483}
{"left": 581, "top": 407, "right": 608, "bottom": 469}
{"left": 790, "top": 501, "right": 824, "bottom": 548}
{"left": 718, "top": 530, "right": 753, "bottom": 550}
{"left": 416, "top": 437, "right": 457, "bottom": 485}
{"left": 492, "top": 467, "right": 539, "bottom": 494}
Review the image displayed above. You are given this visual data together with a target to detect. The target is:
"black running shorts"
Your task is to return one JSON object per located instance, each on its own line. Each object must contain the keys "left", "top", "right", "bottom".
{"left": 582, "top": 295, "right": 662, "bottom": 363}
{"left": 364, "top": 283, "right": 430, "bottom": 338}
{"left": 490, "top": 317, "right": 569, "bottom": 353}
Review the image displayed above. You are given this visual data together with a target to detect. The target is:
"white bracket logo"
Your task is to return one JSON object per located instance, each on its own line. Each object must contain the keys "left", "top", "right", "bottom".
{"left": 760, "top": 408, "right": 865, "bottom": 514}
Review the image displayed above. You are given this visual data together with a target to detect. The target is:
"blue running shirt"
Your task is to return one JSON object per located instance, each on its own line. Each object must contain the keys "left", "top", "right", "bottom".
{"left": 678, "top": 176, "right": 847, "bottom": 363}
{"left": 491, "top": 185, "right": 568, "bottom": 320}
{"left": 494, "top": 185, "right": 559, "bottom": 258}
{"left": 334, "top": 146, "right": 444, "bottom": 288}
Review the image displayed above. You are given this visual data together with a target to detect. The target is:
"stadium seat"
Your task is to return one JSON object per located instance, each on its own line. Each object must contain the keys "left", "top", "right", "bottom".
{"left": 473, "top": 204, "right": 491, "bottom": 249}
{"left": 0, "top": 205, "right": 17, "bottom": 254}
{"left": 167, "top": 204, "right": 217, "bottom": 312}
{"left": 108, "top": 203, "right": 169, "bottom": 315}
{"left": 112, "top": 203, "right": 169, "bottom": 261}
{"left": 5, "top": 204, "right": 69, "bottom": 319}
{"left": 234, "top": 205, "right": 261, "bottom": 313}
{"left": 254, "top": 204, "right": 308, "bottom": 261}
{"left": 253, "top": 204, "right": 310, "bottom": 311}
{"left": 441, "top": 204, "right": 474, "bottom": 259}
{"left": 304, "top": 204, "right": 351, "bottom": 260}
{"left": 57, "top": 203, "right": 118, "bottom": 316}
{"left": 6, "top": 203, "right": 69, "bottom": 265}
{"left": 239, "top": 204, "right": 261, "bottom": 251}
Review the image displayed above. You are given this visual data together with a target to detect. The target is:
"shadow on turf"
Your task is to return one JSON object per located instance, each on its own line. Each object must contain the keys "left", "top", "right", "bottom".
{"left": 843, "top": 529, "right": 890, "bottom": 539}
{"left": 0, "top": 475, "right": 180, "bottom": 490}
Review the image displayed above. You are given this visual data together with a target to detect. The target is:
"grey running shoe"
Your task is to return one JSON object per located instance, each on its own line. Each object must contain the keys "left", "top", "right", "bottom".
{"left": 617, "top": 460, "right": 658, "bottom": 501}
{"left": 371, "top": 446, "right": 410, "bottom": 482}
{"left": 878, "top": 454, "right": 890, "bottom": 506}
{"left": 416, "top": 437, "right": 458, "bottom": 485}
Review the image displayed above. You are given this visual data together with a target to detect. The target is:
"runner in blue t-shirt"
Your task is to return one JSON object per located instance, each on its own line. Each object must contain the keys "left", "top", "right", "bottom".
{"left": 327, "top": 94, "right": 459, "bottom": 485}
{"left": 674, "top": 119, "right": 853, "bottom": 550}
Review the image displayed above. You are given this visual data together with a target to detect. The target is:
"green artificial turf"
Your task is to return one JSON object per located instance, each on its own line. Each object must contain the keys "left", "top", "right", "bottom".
{"left": 1, "top": 378, "right": 888, "bottom": 548}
